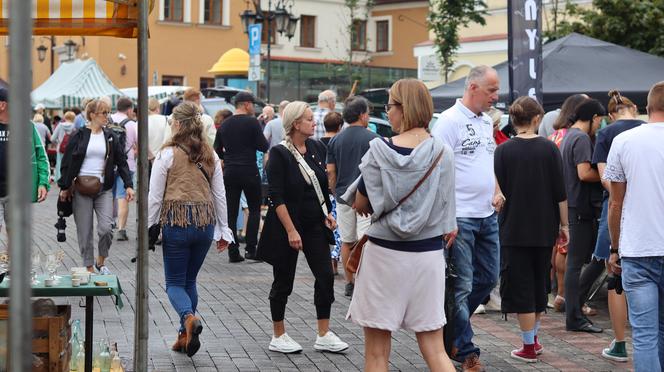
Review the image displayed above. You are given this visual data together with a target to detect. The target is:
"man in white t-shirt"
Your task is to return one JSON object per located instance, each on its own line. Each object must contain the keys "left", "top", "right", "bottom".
{"left": 431, "top": 65, "right": 503, "bottom": 371}
{"left": 162, "top": 89, "right": 217, "bottom": 146}
{"left": 147, "top": 97, "right": 168, "bottom": 161}
{"left": 605, "top": 81, "right": 664, "bottom": 372}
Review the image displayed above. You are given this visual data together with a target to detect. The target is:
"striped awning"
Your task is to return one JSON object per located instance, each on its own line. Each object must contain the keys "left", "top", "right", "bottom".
{"left": 120, "top": 85, "right": 191, "bottom": 104}
{"left": 32, "top": 58, "right": 123, "bottom": 109}
{"left": 0, "top": 0, "right": 154, "bottom": 38}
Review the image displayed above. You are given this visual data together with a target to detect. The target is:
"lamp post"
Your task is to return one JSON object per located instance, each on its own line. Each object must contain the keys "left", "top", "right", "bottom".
{"left": 36, "top": 36, "right": 55, "bottom": 74}
{"left": 240, "top": 0, "right": 298, "bottom": 102}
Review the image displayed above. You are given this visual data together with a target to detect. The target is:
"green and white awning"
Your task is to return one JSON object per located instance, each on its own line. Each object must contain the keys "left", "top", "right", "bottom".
{"left": 119, "top": 85, "right": 190, "bottom": 104}
{"left": 31, "top": 58, "right": 123, "bottom": 109}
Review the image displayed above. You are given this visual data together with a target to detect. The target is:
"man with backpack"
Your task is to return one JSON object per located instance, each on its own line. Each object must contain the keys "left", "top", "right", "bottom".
{"left": 109, "top": 97, "right": 138, "bottom": 242}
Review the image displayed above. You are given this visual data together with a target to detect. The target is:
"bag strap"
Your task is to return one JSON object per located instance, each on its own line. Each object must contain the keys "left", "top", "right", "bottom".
{"left": 377, "top": 147, "right": 444, "bottom": 221}
{"left": 175, "top": 144, "right": 212, "bottom": 185}
{"left": 280, "top": 141, "right": 329, "bottom": 217}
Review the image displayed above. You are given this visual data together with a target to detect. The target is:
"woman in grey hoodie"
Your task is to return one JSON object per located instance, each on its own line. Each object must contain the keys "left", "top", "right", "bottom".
{"left": 343, "top": 79, "right": 457, "bottom": 372}
{"left": 51, "top": 111, "right": 77, "bottom": 182}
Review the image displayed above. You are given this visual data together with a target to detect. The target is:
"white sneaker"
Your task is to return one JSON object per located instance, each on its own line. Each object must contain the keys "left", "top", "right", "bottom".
{"left": 314, "top": 331, "right": 349, "bottom": 353}
{"left": 474, "top": 304, "right": 486, "bottom": 314}
{"left": 269, "top": 333, "right": 302, "bottom": 354}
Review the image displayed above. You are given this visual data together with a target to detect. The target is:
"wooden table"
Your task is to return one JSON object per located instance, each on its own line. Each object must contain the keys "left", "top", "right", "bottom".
{"left": 0, "top": 274, "right": 123, "bottom": 372}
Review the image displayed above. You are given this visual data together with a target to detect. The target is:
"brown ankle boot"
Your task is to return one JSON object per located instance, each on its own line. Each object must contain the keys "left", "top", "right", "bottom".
{"left": 184, "top": 314, "right": 203, "bottom": 357}
{"left": 171, "top": 331, "right": 187, "bottom": 352}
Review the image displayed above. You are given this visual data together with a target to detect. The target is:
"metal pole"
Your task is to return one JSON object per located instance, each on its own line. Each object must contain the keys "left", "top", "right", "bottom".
{"left": 266, "top": 0, "right": 272, "bottom": 103}
{"left": 50, "top": 36, "right": 55, "bottom": 75}
{"left": 8, "top": 0, "right": 34, "bottom": 370}
{"left": 133, "top": 0, "right": 150, "bottom": 370}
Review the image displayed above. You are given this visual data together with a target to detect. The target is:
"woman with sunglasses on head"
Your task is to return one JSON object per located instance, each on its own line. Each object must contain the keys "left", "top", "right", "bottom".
{"left": 58, "top": 99, "right": 135, "bottom": 273}
{"left": 345, "top": 79, "right": 456, "bottom": 372}
{"left": 591, "top": 90, "right": 644, "bottom": 362}
{"left": 148, "top": 101, "right": 233, "bottom": 357}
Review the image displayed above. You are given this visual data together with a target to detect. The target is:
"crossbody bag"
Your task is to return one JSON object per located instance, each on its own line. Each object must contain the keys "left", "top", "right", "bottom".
{"left": 345, "top": 147, "right": 444, "bottom": 274}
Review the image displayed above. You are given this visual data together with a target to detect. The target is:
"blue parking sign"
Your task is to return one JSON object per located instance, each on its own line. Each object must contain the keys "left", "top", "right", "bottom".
{"left": 248, "top": 24, "right": 262, "bottom": 55}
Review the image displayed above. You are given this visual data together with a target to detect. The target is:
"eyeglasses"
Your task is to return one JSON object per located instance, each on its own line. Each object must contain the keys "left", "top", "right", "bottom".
{"left": 384, "top": 103, "right": 401, "bottom": 112}
{"left": 97, "top": 111, "right": 109, "bottom": 115}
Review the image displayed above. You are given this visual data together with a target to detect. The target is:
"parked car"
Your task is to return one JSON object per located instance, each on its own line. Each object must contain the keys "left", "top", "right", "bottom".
{"left": 202, "top": 86, "right": 267, "bottom": 113}
{"left": 358, "top": 88, "right": 389, "bottom": 120}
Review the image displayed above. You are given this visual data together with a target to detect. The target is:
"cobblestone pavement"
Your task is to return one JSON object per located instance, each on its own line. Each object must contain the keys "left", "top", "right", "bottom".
{"left": 1, "top": 194, "right": 633, "bottom": 371}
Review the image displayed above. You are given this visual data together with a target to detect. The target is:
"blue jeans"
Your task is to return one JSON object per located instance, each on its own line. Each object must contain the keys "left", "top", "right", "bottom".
{"left": 622, "top": 257, "right": 664, "bottom": 372}
{"left": 451, "top": 213, "right": 500, "bottom": 360}
{"left": 162, "top": 223, "right": 214, "bottom": 332}
{"left": 592, "top": 197, "right": 611, "bottom": 260}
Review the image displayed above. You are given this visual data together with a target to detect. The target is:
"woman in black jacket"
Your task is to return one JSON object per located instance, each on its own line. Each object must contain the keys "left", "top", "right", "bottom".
{"left": 257, "top": 101, "right": 348, "bottom": 354}
{"left": 58, "top": 99, "right": 134, "bottom": 273}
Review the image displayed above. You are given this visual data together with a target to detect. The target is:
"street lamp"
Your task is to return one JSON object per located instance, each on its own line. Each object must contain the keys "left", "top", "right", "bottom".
{"left": 35, "top": 36, "right": 56, "bottom": 75}
{"left": 64, "top": 39, "right": 78, "bottom": 60}
{"left": 36, "top": 44, "right": 48, "bottom": 63}
{"left": 239, "top": 0, "right": 298, "bottom": 102}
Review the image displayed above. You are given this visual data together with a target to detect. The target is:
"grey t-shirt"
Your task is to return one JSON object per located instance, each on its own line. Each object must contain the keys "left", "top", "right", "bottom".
{"left": 327, "top": 125, "right": 379, "bottom": 202}
{"left": 560, "top": 127, "right": 592, "bottom": 209}
{"left": 263, "top": 117, "right": 284, "bottom": 149}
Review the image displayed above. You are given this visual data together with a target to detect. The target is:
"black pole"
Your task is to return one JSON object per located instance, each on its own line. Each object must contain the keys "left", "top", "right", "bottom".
{"left": 50, "top": 36, "right": 55, "bottom": 75}
{"left": 266, "top": 0, "right": 272, "bottom": 103}
{"left": 507, "top": 0, "right": 514, "bottom": 105}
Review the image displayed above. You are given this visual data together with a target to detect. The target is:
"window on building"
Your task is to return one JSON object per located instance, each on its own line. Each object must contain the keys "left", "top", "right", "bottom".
{"left": 351, "top": 20, "right": 367, "bottom": 51}
{"left": 162, "top": 75, "right": 184, "bottom": 86}
{"left": 376, "top": 20, "right": 389, "bottom": 52}
{"left": 204, "top": 0, "right": 223, "bottom": 24}
{"left": 164, "top": 0, "right": 184, "bottom": 22}
{"left": 300, "top": 15, "right": 316, "bottom": 48}
{"left": 200, "top": 77, "right": 215, "bottom": 90}
{"left": 262, "top": 13, "right": 277, "bottom": 45}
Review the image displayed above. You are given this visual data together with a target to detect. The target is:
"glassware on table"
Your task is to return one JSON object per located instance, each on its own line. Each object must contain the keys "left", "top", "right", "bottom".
{"left": 45, "top": 252, "right": 59, "bottom": 283}
{"left": 31, "top": 251, "right": 41, "bottom": 285}
{"left": 54, "top": 249, "right": 65, "bottom": 280}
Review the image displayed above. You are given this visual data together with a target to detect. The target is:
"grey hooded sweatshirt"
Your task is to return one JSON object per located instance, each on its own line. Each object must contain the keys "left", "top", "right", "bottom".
{"left": 341, "top": 137, "right": 457, "bottom": 242}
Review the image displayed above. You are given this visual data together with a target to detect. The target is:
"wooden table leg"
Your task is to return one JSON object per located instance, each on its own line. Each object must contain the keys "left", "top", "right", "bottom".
{"left": 85, "top": 296, "right": 93, "bottom": 372}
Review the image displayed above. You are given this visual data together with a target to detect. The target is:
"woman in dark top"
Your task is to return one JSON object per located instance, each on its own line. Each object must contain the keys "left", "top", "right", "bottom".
{"left": 495, "top": 97, "right": 569, "bottom": 363}
{"left": 257, "top": 101, "right": 348, "bottom": 354}
{"left": 591, "top": 90, "right": 644, "bottom": 362}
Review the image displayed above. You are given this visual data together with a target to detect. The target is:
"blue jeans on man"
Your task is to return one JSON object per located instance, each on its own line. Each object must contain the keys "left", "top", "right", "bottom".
{"left": 622, "top": 257, "right": 664, "bottom": 372}
{"left": 451, "top": 213, "right": 500, "bottom": 360}
{"left": 162, "top": 223, "right": 214, "bottom": 332}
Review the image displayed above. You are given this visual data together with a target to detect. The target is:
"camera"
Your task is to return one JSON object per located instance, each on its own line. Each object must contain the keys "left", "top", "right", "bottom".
{"left": 54, "top": 216, "right": 67, "bottom": 242}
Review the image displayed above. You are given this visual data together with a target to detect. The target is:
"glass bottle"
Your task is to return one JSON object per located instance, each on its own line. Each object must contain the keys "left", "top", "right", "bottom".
{"left": 75, "top": 342, "right": 85, "bottom": 372}
{"left": 99, "top": 343, "right": 111, "bottom": 372}
{"left": 110, "top": 342, "right": 122, "bottom": 372}
{"left": 70, "top": 320, "right": 81, "bottom": 371}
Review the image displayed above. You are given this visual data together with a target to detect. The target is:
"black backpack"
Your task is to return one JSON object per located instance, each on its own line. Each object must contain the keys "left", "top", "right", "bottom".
{"left": 107, "top": 117, "right": 132, "bottom": 154}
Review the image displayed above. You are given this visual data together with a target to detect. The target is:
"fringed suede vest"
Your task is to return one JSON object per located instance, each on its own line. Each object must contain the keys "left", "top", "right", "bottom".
{"left": 159, "top": 147, "right": 216, "bottom": 227}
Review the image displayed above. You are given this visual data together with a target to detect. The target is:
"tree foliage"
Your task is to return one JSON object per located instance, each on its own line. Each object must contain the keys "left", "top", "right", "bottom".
{"left": 427, "top": 0, "right": 487, "bottom": 83}
{"left": 548, "top": 0, "right": 664, "bottom": 56}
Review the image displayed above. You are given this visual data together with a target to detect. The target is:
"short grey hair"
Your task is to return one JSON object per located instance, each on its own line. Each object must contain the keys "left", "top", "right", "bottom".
{"left": 278, "top": 100, "right": 290, "bottom": 113}
{"left": 464, "top": 65, "right": 496, "bottom": 90}
{"left": 318, "top": 90, "right": 337, "bottom": 104}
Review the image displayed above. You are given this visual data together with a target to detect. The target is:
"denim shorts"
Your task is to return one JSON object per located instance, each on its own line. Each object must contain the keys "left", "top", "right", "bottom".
{"left": 113, "top": 171, "right": 135, "bottom": 199}
{"left": 592, "top": 197, "right": 611, "bottom": 261}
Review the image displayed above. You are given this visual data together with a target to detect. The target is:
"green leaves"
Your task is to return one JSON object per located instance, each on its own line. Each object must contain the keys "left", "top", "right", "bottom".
{"left": 427, "top": 0, "right": 488, "bottom": 83}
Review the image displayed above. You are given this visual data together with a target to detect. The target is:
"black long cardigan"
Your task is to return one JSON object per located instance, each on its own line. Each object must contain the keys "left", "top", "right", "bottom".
{"left": 257, "top": 139, "right": 332, "bottom": 266}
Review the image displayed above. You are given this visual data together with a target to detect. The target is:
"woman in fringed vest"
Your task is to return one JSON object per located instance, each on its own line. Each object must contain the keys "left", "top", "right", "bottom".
{"left": 148, "top": 101, "right": 234, "bottom": 357}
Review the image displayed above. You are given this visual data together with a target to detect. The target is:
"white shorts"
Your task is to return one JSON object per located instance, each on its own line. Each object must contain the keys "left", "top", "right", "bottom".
{"left": 346, "top": 240, "right": 447, "bottom": 332}
{"left": 337, "top": 202, "right": 371, "bottom": 243}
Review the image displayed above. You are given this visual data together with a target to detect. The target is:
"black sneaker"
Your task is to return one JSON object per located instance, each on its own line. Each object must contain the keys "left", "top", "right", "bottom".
{"left": 228, "top": 246, "right": 245, "bottom": 263}
{"left": 344, "top": 283, "right": 354, "bottom": 297}
{"left": 245, "top": 251, "right": 262, "bottom": 261}
{"left": 117, "top": 230, "right": 128, "bottom": 241}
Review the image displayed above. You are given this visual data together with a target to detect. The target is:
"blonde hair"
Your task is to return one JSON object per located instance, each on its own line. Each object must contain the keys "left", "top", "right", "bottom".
{"left": 148, "top": 98, "right": 160, "bottom": 112}
{"left": 85, "top": 99, "right": 110, "bottom": 121}
{"left": 164, "top": 101, "right": 215, "bottom": 168}
{"left": 63, "top": 111, "right": 76, "bottom": 122}
{"left": 487, "top": 107, "right": 503, "bottom": 125}
{"left": 389, "top": 79, "right": 433, "bottom": 132}
{"left": 32, "top": 114, "right": 44, "bottom": 123}
{"left": 282, "top": 101, "right": 310, "bottom": 138}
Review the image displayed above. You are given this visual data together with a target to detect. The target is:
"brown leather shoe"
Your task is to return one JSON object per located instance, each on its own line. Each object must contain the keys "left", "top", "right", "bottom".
{"left": 184, "top": 314, "right": 203, "bottom": 357}
{"left": 462, "top": 354, "right": 485, "bottom": 372}
{"left": 171, "top": 332, "right": 186, "bottom": 352}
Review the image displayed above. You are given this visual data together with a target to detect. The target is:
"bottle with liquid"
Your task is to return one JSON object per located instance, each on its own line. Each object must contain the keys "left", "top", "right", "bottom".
{"left": 99, "top": 342, "right": 111, "bottom": 372}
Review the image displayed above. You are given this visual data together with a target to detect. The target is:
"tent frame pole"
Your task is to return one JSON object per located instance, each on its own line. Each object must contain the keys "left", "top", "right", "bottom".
{"left": 133, "top": 0, "right": 150, "bottom": 370}
{"left": 8, "top": 0, "right": 34, "bottom": 370}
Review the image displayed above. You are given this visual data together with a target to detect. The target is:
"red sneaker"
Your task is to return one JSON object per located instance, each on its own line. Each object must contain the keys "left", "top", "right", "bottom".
{"left": 534, "top": 335, "right": 543, "bottom": 355}
{"left": 511, "top": 344, "right": 538, "bottom": 363}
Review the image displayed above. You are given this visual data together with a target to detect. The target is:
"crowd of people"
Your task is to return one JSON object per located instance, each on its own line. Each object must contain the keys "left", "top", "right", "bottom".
{"left": 0, "top": 69, "right": 663, "bottom": 371}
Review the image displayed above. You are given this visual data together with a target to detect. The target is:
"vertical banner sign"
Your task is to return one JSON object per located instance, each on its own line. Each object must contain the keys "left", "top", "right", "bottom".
{"left": 508, "top": 0, "right": 543, "bottom": 104}
{"left": 248, "top": 23, "right": 263, "bottom": 81}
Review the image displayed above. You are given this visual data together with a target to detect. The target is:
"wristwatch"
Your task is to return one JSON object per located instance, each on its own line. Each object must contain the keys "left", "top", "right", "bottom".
{"left": 610, "top": 248, "right": 619, "bottom": 254}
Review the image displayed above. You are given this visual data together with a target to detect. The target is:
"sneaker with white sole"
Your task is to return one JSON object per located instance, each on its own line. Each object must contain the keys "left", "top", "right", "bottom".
{"left": 314, "top": 331, "right": 349, "bottom": 353}
{"left": 97, "top": 265, "right": 112, "bottom": 275}
{"left": 473, "top": 304, "right": 486, "bottom": 314}
{"left": 268, "top": 333, "right": 302, "bottom": 354}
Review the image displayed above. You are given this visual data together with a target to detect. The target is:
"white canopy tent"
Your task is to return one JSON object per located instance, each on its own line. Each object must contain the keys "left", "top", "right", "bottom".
{"left": 120, "top": 85, "right": 190, "bottom": 104}
{"left": 31, "top": 58, "right": 124, "bottom": 109}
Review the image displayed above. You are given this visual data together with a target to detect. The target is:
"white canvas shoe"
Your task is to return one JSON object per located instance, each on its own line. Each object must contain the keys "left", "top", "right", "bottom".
{"left": 268, "top": 333, "right": 303, "bottom": 354}
{"left": 314, "top": 331, "right": 349, "bottom": 353}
